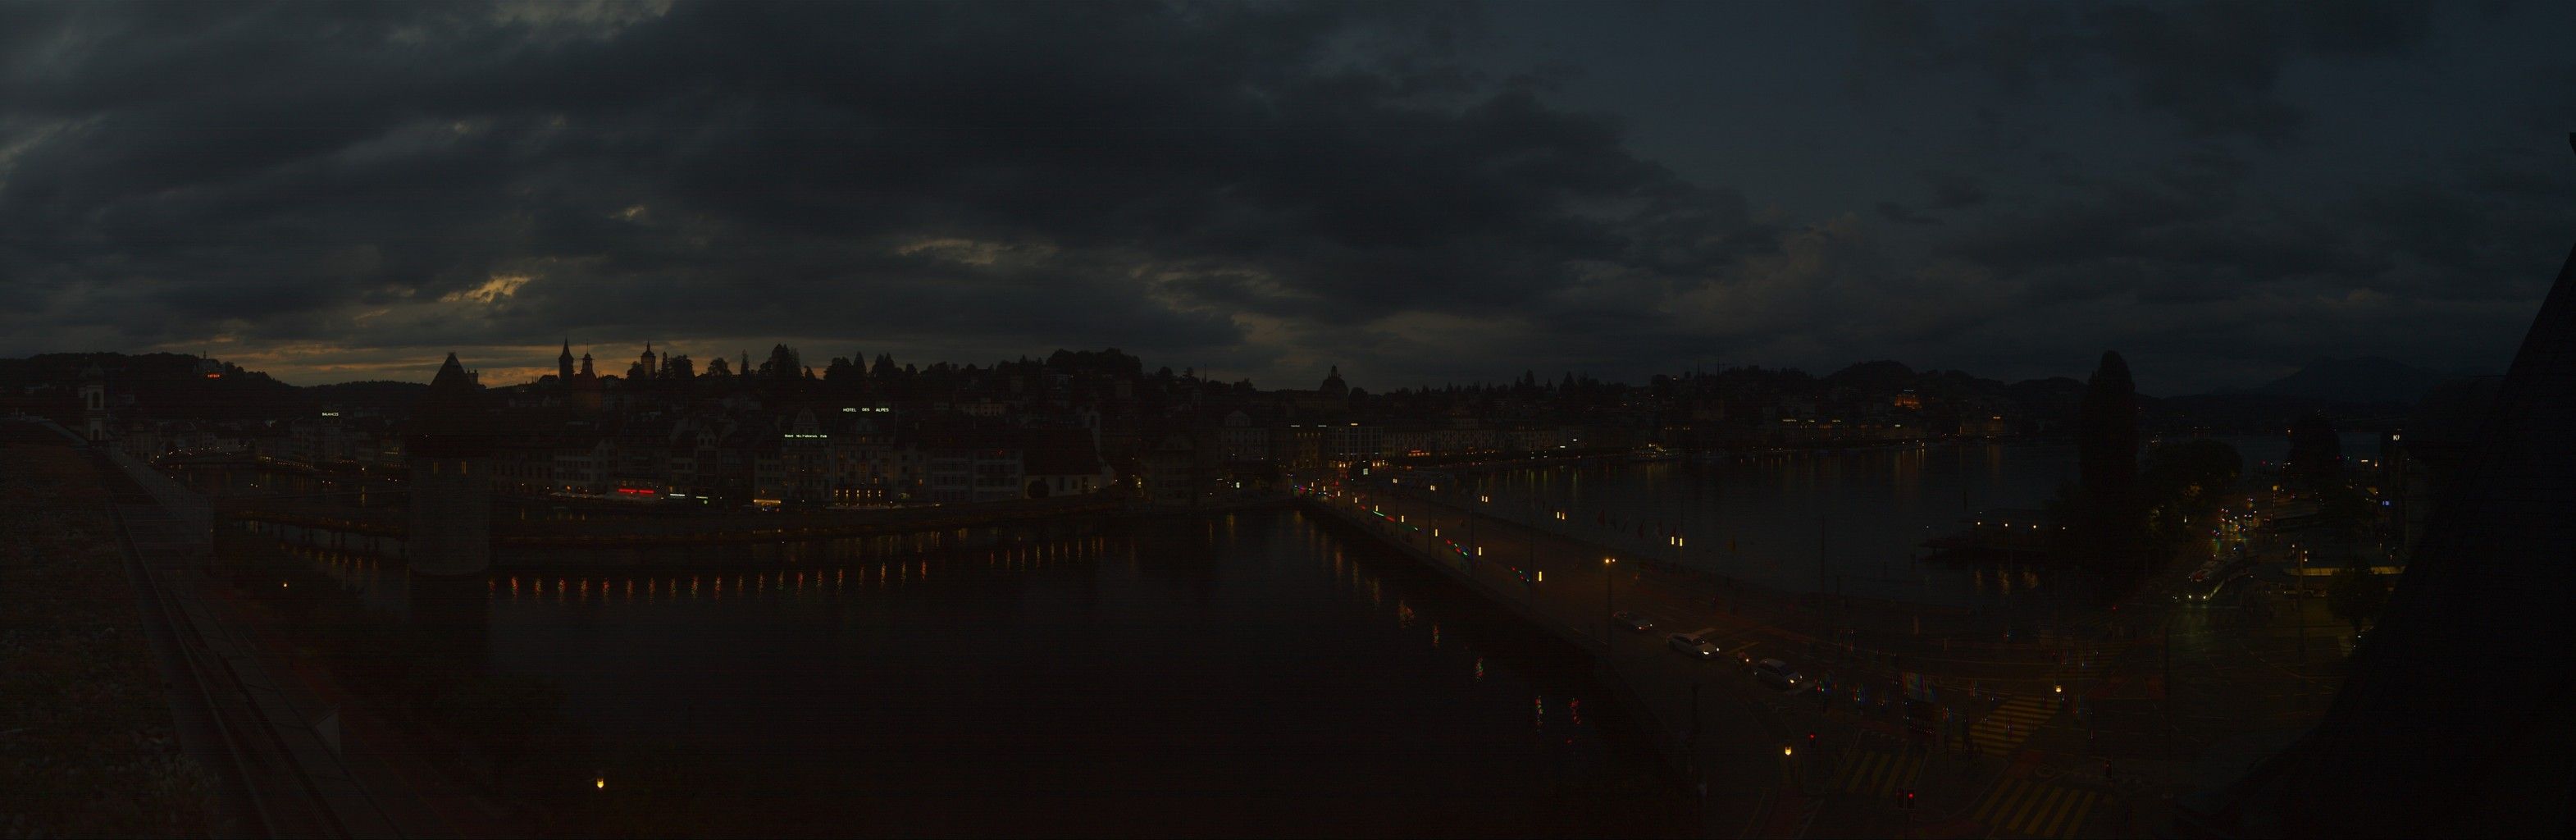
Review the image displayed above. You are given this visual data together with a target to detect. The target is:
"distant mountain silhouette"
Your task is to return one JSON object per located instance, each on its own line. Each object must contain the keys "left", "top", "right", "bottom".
{"left": 1821, "top": 359, "right": 1917, "bottom": 393}
{"left": 303, "top": 380, "right": 431, "bottom": 413}
{"left": 2254, "top": 356, "right": 2452, "bottom": 404}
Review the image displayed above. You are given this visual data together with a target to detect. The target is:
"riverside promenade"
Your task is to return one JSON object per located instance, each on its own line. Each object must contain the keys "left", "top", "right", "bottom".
{"left": 1299, "top": 474, "right": 2149, "bottom": 838}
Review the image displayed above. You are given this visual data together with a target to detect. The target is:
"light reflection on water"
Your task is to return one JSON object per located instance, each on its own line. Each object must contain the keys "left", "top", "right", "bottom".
{"left": 303, "top": 510, "right": 1683, "bottom": 836}
{"left": 1465, "top": 434, "right": 2375, "bottom": 607}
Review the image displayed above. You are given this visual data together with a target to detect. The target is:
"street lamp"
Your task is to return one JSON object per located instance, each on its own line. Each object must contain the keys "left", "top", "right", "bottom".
{"left": 1603, "top": 556, "right": 1617, "bottom": 644}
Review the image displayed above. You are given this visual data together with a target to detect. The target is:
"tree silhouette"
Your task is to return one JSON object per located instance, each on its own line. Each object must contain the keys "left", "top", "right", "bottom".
{"left": 2327, "top": 560, "right": 2388, "bottom": 637}
{"left": 2286, "top": 412, "right": 2343, "bottom": 487}
{"left": 759, "top": 345, "right": 801, "bottom": 380}
{"left": 2140, "top": 439, "right": 2241, "bottom": 541}
{"left": 824, "top": 356, "right": 860, "bottom": 384}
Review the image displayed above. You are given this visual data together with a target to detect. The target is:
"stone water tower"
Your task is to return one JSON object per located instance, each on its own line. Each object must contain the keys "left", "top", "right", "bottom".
{"left": 403, "top": 353, "right": 493, "bottom": 576}
{"left": 79, "top": 361, "right": 107, "bottom": 441}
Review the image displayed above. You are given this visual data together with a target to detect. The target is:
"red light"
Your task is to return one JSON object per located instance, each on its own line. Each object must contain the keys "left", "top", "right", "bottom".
{"left": 203, "top": 372, "right": 222, "bottom": 379}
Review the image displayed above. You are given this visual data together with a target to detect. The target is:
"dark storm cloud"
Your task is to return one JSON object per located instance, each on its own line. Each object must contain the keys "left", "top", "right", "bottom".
{"left": 1922, "top": 172, "right": 1988, "bottom": 211}
{"left": 1875, "top": 202, "right": 1939, "bottom": 226}
{"left": 0, "top": 0, "right": 1778, "bottom": 384}
{"left": 0, "top": 1, "right": 2567, "bottom": 393}
{"left": 1858, "top": 0, "right": 2434, "bottom": 142}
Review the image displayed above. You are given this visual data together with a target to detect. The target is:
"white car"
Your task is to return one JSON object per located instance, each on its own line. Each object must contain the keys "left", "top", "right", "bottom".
{"left": 1666, "top": 628, "right": 1722, "bottom": 658}
{"left": 1754, "top": 658, "right": 1804, "bottom": 692}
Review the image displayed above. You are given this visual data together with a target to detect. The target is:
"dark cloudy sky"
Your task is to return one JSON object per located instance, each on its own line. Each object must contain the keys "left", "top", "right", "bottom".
{"left": 4, "top": 1, "right": 2571, "bottom": 393}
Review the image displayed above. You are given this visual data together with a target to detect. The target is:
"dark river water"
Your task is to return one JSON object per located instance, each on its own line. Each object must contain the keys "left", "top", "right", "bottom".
{"left": 1460, "top": 433, "right": 2382, "bottom": 607}
{"left": 198, "top": 431, "right": 2381, "bottom": 834}
{"left": 300, "top": 509, "right": 1692, "bottom": 838}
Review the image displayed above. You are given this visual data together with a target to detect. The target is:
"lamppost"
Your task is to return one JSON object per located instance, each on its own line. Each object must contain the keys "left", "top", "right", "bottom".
{"left": 1603, "top": 556, "right": 1617, "bottom": 645}
{"left": 2296, "top": 547, "right": 2309, "bottom": 664}
{"left": 2163, "top": 605, "right": 2176, "bottom": 757}
{"left": 1467, "top": 489, "right": 1480, "bottom": 573}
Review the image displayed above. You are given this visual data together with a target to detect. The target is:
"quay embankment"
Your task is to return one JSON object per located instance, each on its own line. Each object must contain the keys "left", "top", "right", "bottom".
{"left": 223, "top": 492, "right": 1127, "bottom": 572}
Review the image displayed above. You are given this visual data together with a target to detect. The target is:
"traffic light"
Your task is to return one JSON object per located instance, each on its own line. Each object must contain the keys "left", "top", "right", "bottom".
{"left": 1902, "top": 789, "right": 1916, "bottom": 809}
{"left": 1807, "top": 732, "right": 1817, "bottom": 747}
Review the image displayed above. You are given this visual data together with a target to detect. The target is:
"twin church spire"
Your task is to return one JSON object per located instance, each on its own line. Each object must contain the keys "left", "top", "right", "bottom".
{"left": 556, "top": 339, "right": 689, "bottom": 385}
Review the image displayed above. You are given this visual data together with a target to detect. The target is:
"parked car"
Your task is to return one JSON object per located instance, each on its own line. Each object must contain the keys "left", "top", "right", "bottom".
{"left": 1666, "top": 628, "right": 1722, "bottom": 658}
{"left": 1614, "top": 610, "right": 1656, "bottom": 632}
{"left": 1754, "top": 658, "right": 1804, "bottom": 692}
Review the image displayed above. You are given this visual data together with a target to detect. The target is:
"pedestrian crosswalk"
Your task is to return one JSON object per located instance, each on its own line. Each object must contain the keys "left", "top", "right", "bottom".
{"left": 1825, "top": 749, "right": 1924, "bottom": 798}
{"left": 1971, "top": 778, "right": 2099, "bottom": 838}
{"left": 1968, "top": 694, "right": 2059, "bottom": 756}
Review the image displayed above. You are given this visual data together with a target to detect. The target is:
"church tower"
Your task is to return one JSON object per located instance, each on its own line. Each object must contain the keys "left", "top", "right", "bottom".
{"left": 403, "top": 353, "right": 493, "bottom": 576}
{"left": 558, "top": 339, "right": 574, "bottom": 382}
{"left": 635, "top": 342, "right": 659, "bottom": 381}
